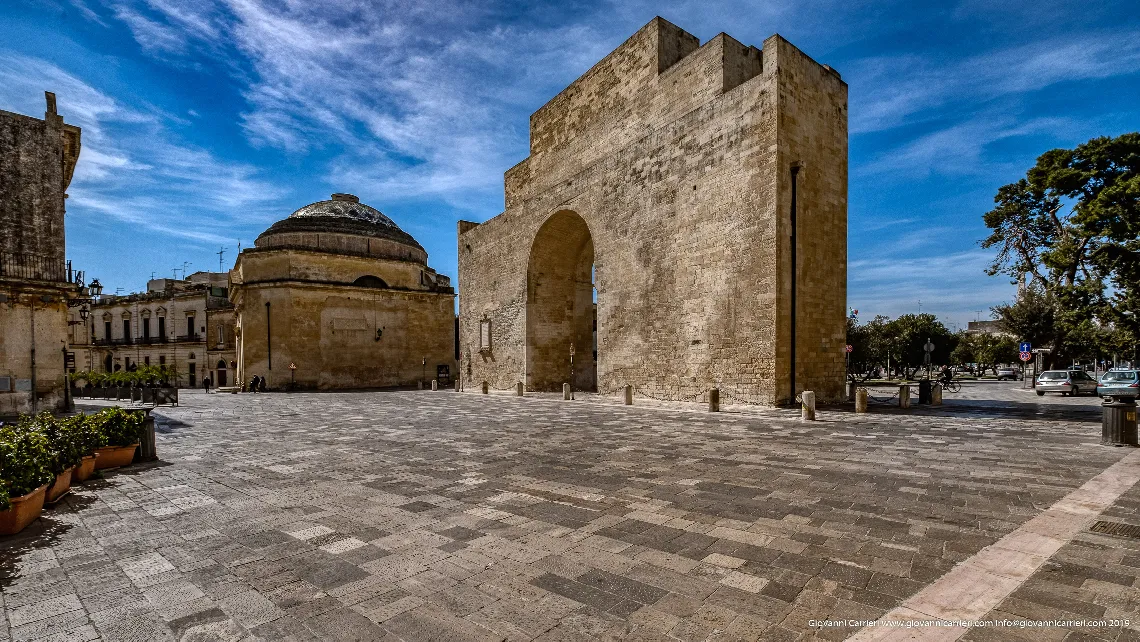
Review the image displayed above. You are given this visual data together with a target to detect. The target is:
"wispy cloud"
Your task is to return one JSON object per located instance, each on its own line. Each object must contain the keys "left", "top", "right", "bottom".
{"left": 847, "top": 30, "right": 1140, "bottom": 134}
{"left": 0, "top": 51, "right": 283, "bottom": 246}
{"left": 849, "top": 250, "right": 1017, "bottom": 325}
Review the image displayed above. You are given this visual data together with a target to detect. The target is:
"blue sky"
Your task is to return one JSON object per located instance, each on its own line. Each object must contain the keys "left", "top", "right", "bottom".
{"left": 3, "top": 0, "right": 1138, "bottom": 328}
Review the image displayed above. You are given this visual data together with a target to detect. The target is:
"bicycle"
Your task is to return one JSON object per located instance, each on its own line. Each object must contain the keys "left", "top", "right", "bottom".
{"left": 940, "top": 378, "right": 961, "bottom": 393}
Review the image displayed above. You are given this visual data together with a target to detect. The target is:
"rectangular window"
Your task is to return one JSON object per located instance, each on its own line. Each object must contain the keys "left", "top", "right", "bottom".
{"left": 143, "top": 318, "right": 151, "bottom": 339}
{"left": 159, "top": 355, "right": 166, "bottom": 365}
{"left": 123, "top": 319, "right": 131, "bottom": 342}
{"left": 104, "top": 321, "right": 112, "bottom": 341}
{"left": 479, "top": 319, "right": 492, "bottom": 351}
{"left": 158, "top": 317, "right": 166, "bottom": 339}
{"left": 144, "top": 356, "right": 150, "bottom": 365}
{"left": 189, "top": 362, "right": 196, "bottom": 387}
{"left": 187, "top": 316, "right": 195, "bottom": 338}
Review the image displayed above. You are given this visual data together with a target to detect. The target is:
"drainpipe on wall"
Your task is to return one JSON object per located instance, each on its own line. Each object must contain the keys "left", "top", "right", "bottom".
{"left": 265, "top": 301, "right": 272, "bottom": 372}
{"left": 789, "top": 161, "right": 802, "bottom": 404}
{"left": 30, "top": 298, "right": 37, "bottom": 413}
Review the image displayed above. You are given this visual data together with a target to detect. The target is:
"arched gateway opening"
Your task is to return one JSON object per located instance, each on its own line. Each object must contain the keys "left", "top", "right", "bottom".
{"left": 526, "top": 210, "right": 596, "bottom": 392}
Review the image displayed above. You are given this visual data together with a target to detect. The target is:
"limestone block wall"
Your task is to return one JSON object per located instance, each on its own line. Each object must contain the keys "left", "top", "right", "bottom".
{"left": 773, "top": 39, "right": 848, "bottom": 402}
{"left": 0, "top": 290, "right": 69, "bottom": 416}
{"left": 0, "top": 97, "right": 79, "bottom": 276}
{"left": 237, "top": 250, "right": 450, "bottom": 292}
{"left": 235, "top": 283, "right": 455, "bottom": 390}
{"left": 459, "top": 18, "right": 847, "bottom": 404}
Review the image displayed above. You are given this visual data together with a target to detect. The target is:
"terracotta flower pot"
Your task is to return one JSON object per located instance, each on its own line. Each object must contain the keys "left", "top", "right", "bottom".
{"left": 45, "top": 467, "right": 75, "bottom": 504}
{"left": 0, "top": 484, "right": 48, "bottom": 536}
{"left": 94, "top": 444, "right": 139, "bottom": 469}
{"left": 74, "top": 455, "right": 97, "bottom": 482}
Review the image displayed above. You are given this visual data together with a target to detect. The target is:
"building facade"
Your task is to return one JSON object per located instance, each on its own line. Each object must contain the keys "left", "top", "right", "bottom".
{"left": 458, "top": 18, "right": 848, "bottom": 405}
{"left": 68, "top": 272, "right": 237, "bottom": 388}
{"left": 0, "top": 92, "right": 82, "bottom": 416}
{"left": 230, "top": 194, "right": 456, "bottom": 390}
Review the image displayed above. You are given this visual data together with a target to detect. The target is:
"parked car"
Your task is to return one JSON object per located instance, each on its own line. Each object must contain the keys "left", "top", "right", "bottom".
{"left": 1036, "top": 369, "right": 1097, "bottom": 396}
{"left": 996, "top": 367, "right": 1021, "bottom": 381}
{"left": 1097, "top": 370, "right": 1140, "bottom": 400}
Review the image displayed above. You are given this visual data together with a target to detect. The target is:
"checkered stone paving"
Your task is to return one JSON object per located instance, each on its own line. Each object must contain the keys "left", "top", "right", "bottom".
{"left": 0, "top": 384, "right": 1135, "bottom": 641}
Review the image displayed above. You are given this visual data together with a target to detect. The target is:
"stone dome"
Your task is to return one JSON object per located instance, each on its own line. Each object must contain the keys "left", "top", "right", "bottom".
{"left": 256, "top": 193, "right": 424, "bottom": 252}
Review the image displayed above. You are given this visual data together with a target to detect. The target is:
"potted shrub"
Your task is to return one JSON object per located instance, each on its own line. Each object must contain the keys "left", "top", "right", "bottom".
{"left": 33, "top": 413, "right": 83, "bottom": 504}
{"left": 92, "top": 408, "right": 143, "bottom": 469}
{"left": 0, "top": 421, "right": 54, "bottom": 535}
{"left": 71, "top": 414, "right": 104, "bottom": 483}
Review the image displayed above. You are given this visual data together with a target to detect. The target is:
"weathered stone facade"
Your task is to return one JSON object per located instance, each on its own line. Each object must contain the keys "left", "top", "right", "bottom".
{"left": 458, "top": 18, "right": 847, "bottom": 404}
{"left": 230, "top": 194, "right": 456, "bottom": 391}
{"left": 0, "top": 92, "right": 81, "bottom": 416}
{"left": 68, "top": 272, "right": 237, "bottom": 388}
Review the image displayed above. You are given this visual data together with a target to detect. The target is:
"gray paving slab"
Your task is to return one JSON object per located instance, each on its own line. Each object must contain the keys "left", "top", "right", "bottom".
{"left": 0, "top": 383, "right": 1134, "bottom": 640}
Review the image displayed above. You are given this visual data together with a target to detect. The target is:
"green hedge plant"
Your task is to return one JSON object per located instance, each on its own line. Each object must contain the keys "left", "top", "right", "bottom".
{"left": 0, "top": 422, "right": 54, "bottom": 511}
{"left": 25, "top": 412, "right": 83, "bottom": 477}
{"left": 91, "top": 408, "right": 144, "bottom": 447}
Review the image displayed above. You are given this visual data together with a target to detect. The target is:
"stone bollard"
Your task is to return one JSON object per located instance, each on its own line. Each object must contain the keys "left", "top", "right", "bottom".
{"left": 454, "top": 379, "right": 460, "bottom": 392}
{"left": 801, "top": 391, "right": 816, "bottom": 421}
{"left": 709, "top": 388, "right": 720, "bottom": 412}
{"left": 418, "top": 380, "right": 423, "bottom": 390}
{"left": 855, "top": 387, "right": 868, "bottom": 413}
{"left": 516, "top": 382, "right": 524, "bottom": 396}
{"left": 563, "top": 383, "right": 571, "bottom": 400}
{"left": 931, "top": 383, "right": 942, "bottom": 406}
{"left": 899, "top": 384, "right": 911, "bottom": 409}
{"left": 624, "top": 385, "right": 633, "bottom": 405}
{"left": 481, "top": 381, "right": 488, "bottom": 395}
{"left": 431, "top": 380, "right": 438, "bottom": 391}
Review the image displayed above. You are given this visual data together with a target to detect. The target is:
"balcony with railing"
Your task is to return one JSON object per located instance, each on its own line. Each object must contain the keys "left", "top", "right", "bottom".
{"left": 0, "top": 251, "right": 67, "bottom": 283}
{"left": 176, "top": 334, "right": 204, "bottom": 343}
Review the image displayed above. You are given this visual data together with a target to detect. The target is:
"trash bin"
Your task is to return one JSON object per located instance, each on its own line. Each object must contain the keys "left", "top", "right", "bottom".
{"left": 1102, "top": 399, "right": 1138, "bottom": 447}
{"left": 918, "top": 379, "right": 932, "bottom": 404}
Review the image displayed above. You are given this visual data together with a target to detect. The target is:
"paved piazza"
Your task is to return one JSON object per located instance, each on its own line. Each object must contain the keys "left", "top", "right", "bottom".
{"left": 3, "top": 383, "right": 1140, "bottom": 641}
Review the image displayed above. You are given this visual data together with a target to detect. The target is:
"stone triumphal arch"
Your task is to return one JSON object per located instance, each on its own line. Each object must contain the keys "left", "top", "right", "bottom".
{"left": 458, "top": 17, "right": 848, "bottom": 404}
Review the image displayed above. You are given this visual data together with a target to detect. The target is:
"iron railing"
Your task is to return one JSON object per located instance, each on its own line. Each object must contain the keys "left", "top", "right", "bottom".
{"left": 0, "top": 251, "right": 67, "bottom": 282}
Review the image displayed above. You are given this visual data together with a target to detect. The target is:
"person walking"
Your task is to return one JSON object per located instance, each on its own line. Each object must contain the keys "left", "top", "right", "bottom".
{"left": 203, "top": 376, "right": 212, "bottom": 394}
{"left": 250, "top": 374, "right": 260, "bottom": 393}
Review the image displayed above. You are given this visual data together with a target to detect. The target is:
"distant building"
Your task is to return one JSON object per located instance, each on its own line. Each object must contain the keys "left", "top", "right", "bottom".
{"left": 0, "top": 92, "right": 82, "bottom": 415}
{"left": 229, "top": 194, "right": 455, "bottom": 390}
{"left": 68, "top": 272, "right": 237, "bottom": 388}
{"left": 966, "top": 320, "right": 1011, "bottom": 336}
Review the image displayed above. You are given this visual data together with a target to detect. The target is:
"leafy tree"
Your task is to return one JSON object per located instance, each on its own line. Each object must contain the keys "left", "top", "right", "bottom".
{"left": 983, "top": 133, "right": 1140, "bottom": 366}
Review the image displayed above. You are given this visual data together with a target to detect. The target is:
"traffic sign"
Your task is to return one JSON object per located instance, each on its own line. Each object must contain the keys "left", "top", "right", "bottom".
{"left": 1019, "top": 342, "right": 1032, "bottom": 352}
{"left": 1019, "top": 351, "right": 1032, "bottom": 362}
{"left": 845, "top": 345, "right": 853, "bottom": 353}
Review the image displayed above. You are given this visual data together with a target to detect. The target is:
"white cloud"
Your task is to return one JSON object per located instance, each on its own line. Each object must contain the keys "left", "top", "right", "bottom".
{"left": 849, "top": 250, "right": 1018, "bottom": 326}
{"left": 846, "top": 30, "right": 1140, "bottom": 134}
{"left": 0, "top": 52, "right": 283, "bottom": 247}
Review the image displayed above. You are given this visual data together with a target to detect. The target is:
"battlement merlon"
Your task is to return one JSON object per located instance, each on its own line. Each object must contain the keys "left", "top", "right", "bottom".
{"left": 510, "top": 18, "right": 845, "bottom": 195}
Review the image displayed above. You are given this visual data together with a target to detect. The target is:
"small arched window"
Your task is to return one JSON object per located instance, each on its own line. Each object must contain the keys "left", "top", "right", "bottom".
{"left": 353, "top": 275, "right": 388, "bottom": 288}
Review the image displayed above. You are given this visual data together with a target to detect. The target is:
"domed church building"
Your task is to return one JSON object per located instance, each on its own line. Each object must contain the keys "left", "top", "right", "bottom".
{"left": 229, "top": 193, "right": 455, "bottom": 390}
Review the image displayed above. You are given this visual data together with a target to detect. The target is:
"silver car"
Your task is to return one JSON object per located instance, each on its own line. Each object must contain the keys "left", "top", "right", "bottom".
{"left": 1098, "top": 370, "right": 1140, "bottom": 400}
{"left": 1036, "top": 369, "right": 1096, "bottom": 396}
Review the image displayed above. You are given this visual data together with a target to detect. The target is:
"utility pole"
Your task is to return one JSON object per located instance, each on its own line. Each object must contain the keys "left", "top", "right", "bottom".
{"left": 217, "top": 247, "right": 226, "bottom": 272}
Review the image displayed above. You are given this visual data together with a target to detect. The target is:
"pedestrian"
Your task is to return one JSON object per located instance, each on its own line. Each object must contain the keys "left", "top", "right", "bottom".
{"left": 203, "top": 376, "right": 212, "bottom": 394}
{"left": 250, "top": 374, "right": 260, "bottom": 392}
{"left": 258, "top": 377, "right": 267, "bottom": 393}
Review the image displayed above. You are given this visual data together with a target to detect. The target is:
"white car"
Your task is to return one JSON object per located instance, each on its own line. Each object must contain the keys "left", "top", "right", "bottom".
{"left": 1036, "top": 370, "right": 1096, "bottom": 396}
{"left": 996, "top": 367, "right": 1020, "bottom": 381}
